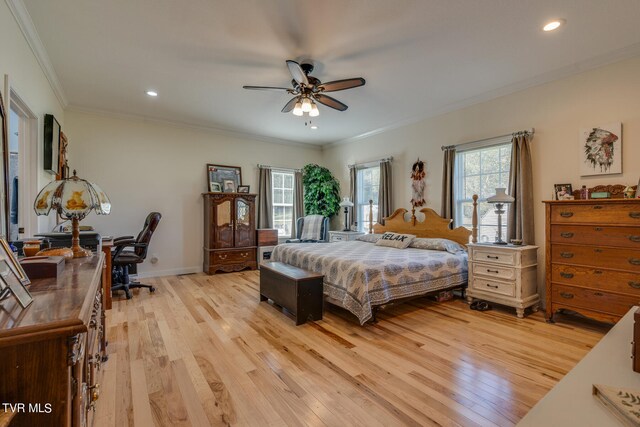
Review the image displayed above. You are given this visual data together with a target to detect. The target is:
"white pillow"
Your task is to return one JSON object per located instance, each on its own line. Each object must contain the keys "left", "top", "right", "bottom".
{"left": 375, "top": 232, "right": 416, "bottom": 249}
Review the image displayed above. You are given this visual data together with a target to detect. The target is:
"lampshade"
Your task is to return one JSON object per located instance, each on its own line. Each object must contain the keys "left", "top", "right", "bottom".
{"left": 301, "top": 97, "right": 312, "bottom": 112}
{"left": 309, "top": 102, "right": 319, "bottom": 117}
{"left": 339, "top": 197, "right": 354, "bottom": 208}
{"left": 34, "top": 170, "right": 111, "bottom": 257}
{"left": 487, "top": 188, "right": 514, "bottom": 204}
{"left": 292, "top": 101, "right": 303, "bottom": 116}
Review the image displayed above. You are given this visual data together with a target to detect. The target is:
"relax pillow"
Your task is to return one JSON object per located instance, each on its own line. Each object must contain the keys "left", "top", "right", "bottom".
{"left": 409, "top": 238, "right": 466, "bottom": 254}
{"left": 355, "top": 233, "right": 382, "bottom": 243}
{"left": 375, "top": 232, "right": 415, "bottom": 249}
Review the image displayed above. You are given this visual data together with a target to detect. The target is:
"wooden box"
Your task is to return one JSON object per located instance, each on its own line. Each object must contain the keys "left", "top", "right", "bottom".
{"left": 257, "top": 228, "right": 279, "bottom": 246}
{"left": 20, "top": 256, "right": 65, "bottom": 279}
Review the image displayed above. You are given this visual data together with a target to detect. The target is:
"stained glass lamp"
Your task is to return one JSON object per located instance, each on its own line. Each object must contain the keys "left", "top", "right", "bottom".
{"left": 34, "top": 170, "right": 111, "bottom": 258}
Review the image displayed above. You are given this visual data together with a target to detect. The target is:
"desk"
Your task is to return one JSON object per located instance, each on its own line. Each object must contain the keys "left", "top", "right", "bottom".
{"left": 518, "top": 307, "right": 640, "bottom": 426}
{"left": 102, "top": 238, "right": 113, "bottom": 310}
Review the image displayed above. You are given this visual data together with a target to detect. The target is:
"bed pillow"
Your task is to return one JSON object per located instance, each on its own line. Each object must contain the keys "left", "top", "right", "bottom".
{"left": 375, "top": 232, "right": 415, "bottom": 249}
{"left": 409, "top": 237, "right": 466, "bottom": 254}
{"left": 355, "top": 233, "right": 382, "bottom": 243}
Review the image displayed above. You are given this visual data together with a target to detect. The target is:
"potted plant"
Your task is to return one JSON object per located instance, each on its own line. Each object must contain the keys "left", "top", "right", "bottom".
{"left": 302, "top": 164, "right": 341, "bottom": 217}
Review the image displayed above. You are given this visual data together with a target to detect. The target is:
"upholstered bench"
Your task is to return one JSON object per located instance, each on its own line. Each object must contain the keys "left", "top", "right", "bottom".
{"left": 259, "top": 262, "right": 324, "bottom": 325}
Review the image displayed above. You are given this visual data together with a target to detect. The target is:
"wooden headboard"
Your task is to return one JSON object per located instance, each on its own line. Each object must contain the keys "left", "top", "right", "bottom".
{"left": 371, "top": 195, "right": 478, "bottom": 246}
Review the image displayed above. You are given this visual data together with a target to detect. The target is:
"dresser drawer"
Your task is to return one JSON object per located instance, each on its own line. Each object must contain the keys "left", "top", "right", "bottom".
{"left": 550, "top": 203, "right": 640, "bottom": 225}
{"left": 551, "top": 264, "right": 640, "bottom": 295}
{"left": 470, "top": 247, "right": 516, "bottom": 266}
{"left": 552, "top": 284, "right": 640, "bottom": 316}
{"left": 211, "top": 248, "right": 256, "bottom": 264}
{"left": 551, "top": 225, "right": 640, "bottom": 249}
{"left": 551, "top": 244, "right": 640, "bottom": 272}
{"left": 471, "top": 277, "right": 515, "bottom": 297}
{"left": 471, "top": 263, "right": 516, "bottom": 281}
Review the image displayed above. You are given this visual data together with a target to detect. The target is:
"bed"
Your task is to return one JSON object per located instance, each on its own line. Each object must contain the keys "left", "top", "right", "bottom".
{"left": 270, "top": 198, "right": 479, "bottom": 324}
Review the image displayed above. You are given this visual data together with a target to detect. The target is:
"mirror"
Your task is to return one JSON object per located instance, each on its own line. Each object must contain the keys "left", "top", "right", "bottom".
{"left": 0, "top": 90, "right": 8, "bottom": 239}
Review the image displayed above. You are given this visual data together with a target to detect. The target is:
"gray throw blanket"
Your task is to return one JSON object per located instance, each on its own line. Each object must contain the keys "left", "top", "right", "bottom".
{"left": 300, "top": 215, "right": 324, "bottom": 241}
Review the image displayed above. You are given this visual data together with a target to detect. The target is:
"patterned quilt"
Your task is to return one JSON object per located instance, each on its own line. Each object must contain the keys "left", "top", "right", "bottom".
{"left": 270, "top": 241, "right": 468, "bottom": 324}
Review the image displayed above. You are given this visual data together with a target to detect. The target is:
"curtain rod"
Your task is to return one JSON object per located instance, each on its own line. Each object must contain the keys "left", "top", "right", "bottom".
{"left": 257, "top": 164, "right": 301, "bottom": 172}
{"left": 441, "top": 128, "right": 535, "bottom": 151}
{"left": 348, "top": 156, "right": 393, "bottom": 169}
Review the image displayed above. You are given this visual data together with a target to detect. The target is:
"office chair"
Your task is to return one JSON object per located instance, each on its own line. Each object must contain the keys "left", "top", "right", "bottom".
{"left": 111, "top": 212, "right": 162, "bottom": 299}
{"left": 285, "top": 216, "right": 329, "bottom": 243}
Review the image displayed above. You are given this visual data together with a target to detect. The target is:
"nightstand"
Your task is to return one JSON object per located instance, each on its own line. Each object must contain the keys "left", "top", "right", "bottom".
{"left": 328, "top": 230, "right": 365, "bottom": 242}
{"left": 466, "top": 243, "right": 539, "bottom": 318}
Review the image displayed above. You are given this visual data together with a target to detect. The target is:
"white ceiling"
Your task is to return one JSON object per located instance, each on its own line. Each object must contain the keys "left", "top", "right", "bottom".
{"left": 21, "top": 0, "right": 640, "bottom": 145}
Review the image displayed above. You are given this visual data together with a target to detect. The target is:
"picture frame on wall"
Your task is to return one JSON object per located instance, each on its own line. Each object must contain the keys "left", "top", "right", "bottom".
{"left": 554, "top": 183, "right": 573, "bottom": 200}
{"left": 579, "top": 122, "right": 622, "bottom": 177}
{"left": 43, "top": 114, "right": 61, "bottom": 175}
{"left": 207, "top": 164, "right": 241, "bottom": 193}
{"left": 237, "top": 185, "right": 250, "bottom": 193}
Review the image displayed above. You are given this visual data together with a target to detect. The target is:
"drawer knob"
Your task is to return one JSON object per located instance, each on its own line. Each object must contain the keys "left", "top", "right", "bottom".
{"left": 594, "top": 270, "right": 603, "bottom": 275}
{"left": 560, "top": 272, "right": 574, "bottom": 279}
{"left": 559, "top": 292, "right": 574, "bottom": 299}
{"left": 560, "top": 212, "right": 573, "bottom": 218}
{"left": 219, "top": 254, "right": 227, "bottom": 260}
{"left": 241, "top": 252, "right": 248, "bottom": 258}
{"left": 486, "top": 255, "right": 499, "bottom": 260}
{"left": 629, "top": 281, "right": 640, "bottom": 289}
{"left": 594, "top": 227, "right": 603, "bottom": 231}
{"left": 593, "top": 205, "right": 603, "bottom": 210}
{"left": 630, "top": 235, "right": 640, "bottom": 243}
{"left": 560, "top": 232, "right": 574, "bottom": 238}
{"left": 560, "top": 252, "right": 574, "bottom": 259}
{"left": 594, "top": 248, "right": 603, "bottom": 253}
{"left": 629, "top": 258, "right": 640, "bottom": 266}
{"left": 594, "top": 292, "right": 604, "bottom": 296}
{"left": 486, "top": 284, "right": 499, "bottom": 289}
{"left": 630, "top": 212, "right": 640, "bottom": 219}
{"left": 486, "top": 269, "right": 499, "bottom": 274}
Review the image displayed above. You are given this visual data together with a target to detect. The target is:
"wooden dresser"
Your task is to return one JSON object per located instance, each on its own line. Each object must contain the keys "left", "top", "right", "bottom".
{"left": 0, "top": 255, "right": 106, "bottom": 427}
{"left": 203, "top": 193, "right": 257, "bottom": 274}
{"left": 544, "top": 198, "right": 640, "bottom": 323}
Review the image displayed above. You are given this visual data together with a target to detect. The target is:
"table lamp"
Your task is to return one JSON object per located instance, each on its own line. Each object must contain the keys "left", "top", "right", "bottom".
{"left": 339, "top": 197, "right": 354, "bottom": 231}
{"left": 486, "top": 188, "right": 514, "bottom": 245}
{"left": 33, "top": 170, "right": 111, "bottom": 258}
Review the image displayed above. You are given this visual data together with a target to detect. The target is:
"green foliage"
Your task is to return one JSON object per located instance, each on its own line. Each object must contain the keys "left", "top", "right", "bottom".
{"left": 302, "top": 164, "right": 341, "bottom": 217}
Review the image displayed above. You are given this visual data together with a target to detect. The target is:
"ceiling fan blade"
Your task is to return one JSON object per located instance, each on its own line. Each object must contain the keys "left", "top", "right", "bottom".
{"left": 281, "top": 97, "right": 299, "bottom": 113}
{"left": 243, "top": 85, "right": 291, "bottom": 92}
{"left": 314, "top": 94, "right": 348, "bottom": 111}
{"left": 286, "top": 60, "right": 309, "bottom": 86}
{"left": 318, "top": 78, "right": 366, "bottom": 92}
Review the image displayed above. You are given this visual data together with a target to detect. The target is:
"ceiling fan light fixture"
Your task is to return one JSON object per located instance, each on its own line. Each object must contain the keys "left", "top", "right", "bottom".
{"left": 309, "top": 103, "right": 319, "bottom": 117}
{"left": 301, "top": 97, "right": 312, "bottom": 113}
{"left": 292, "top": 101, "right": 303, "bottom": 116}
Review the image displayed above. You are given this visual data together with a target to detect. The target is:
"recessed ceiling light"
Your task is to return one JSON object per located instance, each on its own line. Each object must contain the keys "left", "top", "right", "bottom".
{"left": 543, "top": 19, "right": 565, "bottom": 32}
{"left": 310, "top": 125, "right": 318, "bottom": 130}
{"left": 146, "top": 90, "right": 158, "bottom": 97}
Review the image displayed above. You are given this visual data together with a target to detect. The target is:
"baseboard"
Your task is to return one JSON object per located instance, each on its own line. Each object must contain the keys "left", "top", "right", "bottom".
{"left": 133, "top": 266, "right": 202, "bottom": 279}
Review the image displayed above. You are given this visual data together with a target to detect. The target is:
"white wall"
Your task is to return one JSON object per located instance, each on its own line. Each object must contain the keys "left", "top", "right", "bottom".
{"left": 1, "top": 1, "right": 66, "bottom": 232}
{"left": 65, "top": 110, "right": 321, "bottom": 276}
{"left": 323, "top": 56, "right": 640, "bottom": 300}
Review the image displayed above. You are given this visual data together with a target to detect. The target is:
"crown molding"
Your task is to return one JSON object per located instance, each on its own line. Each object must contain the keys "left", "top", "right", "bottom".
{"left": 6, "top": 0, "right": 68, "bottom": 107}
{"left": 327, "top": 42, "right": 640, "bottom": 148}
{"left": 65, "top": 104, "right": 323, "bottom": 151}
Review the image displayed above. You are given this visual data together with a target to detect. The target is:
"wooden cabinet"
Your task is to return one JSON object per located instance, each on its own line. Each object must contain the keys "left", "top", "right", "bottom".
{"left": 466, "top": 243, "right": 540, "bottom": 317}
{"left": 203, "top": 193, "right": 257, "bottom": 274}
{"left": 0, "top": 255, "right": 106, "bottom": 427}
{"left": 544, "top": 198, "right": 640, "bottom": 323}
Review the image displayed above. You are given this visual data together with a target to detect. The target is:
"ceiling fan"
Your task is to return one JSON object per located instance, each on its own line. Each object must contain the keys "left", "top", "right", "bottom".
{"left": 243, "top": 60, "right": 365, "bottom": 116}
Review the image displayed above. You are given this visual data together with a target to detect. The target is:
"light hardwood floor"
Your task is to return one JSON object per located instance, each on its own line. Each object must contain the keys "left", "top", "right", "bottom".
{"left": 96, "top": 271, "right": 608, "bottom": 427}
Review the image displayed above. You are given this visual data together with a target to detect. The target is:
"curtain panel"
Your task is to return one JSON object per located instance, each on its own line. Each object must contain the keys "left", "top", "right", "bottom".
{"left": 292, "top": 170, "right": 304, "bottom": 238}
{"left": 441, "top": 147, "right": 456, "bottom": 223}
{"left": 257, "top": 167, "right": 273, "bottom": 229}
{"left": 349, "top": 166, "right": 357, "bottom": 227}
{"left": 508, "top": 132, "right": 534, "bottom": 244}
{"left": 377, "top": 160, "right": 392, "bottom": 225}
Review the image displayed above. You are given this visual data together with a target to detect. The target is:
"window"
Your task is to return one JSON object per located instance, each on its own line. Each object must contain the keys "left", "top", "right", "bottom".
{"left": 272, "top": 171, "right": 294, "bottom": 237}
{"left": 356, "top": 166, "right": 380, "bottom": 232}
{"left": 455, "top": 140, "right": 512, "bottom": 243}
